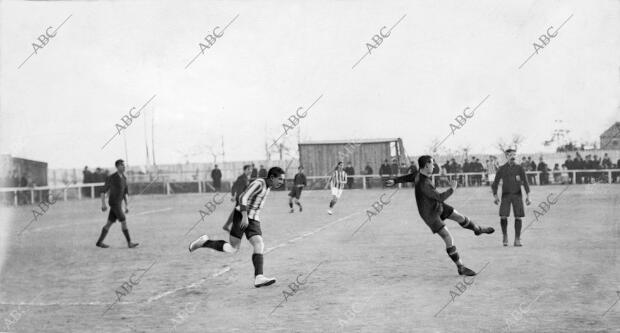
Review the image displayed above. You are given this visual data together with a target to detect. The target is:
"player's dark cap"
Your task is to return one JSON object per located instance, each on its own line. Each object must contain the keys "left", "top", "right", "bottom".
{"left": 115, "top": 159, "right": 125, "bottom": 167}
{"left": 505, "top": 148, "right": 516, "bottom": 154}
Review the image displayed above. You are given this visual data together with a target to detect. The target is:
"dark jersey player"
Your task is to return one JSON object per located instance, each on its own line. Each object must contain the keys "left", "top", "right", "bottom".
{"left": 96, "top": 159, "right": 139, "bottom": 248}
{"left": 222, "top": 165, "right": 252, "bottom": 232}
{"left": 289, "top": 166, "right": 307, "bottom": 213}
{"left": 386, "top": 155, "right": 494, "bottom": 276}
{"left": 189, "top": 167, "right": 286, "bottom": 288}
{"left": 491, "top": 148, "right": 531, "bottom": 247}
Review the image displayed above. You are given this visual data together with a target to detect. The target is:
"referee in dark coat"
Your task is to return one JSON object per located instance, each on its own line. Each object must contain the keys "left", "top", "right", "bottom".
{"left": 96, "top": 159, "right": 139, "bottom": 248}
{"left": 491, "top": 149, "right": 531, "bottom": 247}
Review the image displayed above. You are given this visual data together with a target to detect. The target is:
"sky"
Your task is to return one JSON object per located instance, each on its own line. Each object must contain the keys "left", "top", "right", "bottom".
{"left": 1, "top": 0, "right": 619, "bottom": 169}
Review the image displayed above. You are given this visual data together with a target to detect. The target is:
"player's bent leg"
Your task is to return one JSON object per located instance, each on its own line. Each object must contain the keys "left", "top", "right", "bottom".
{"left": 295, "top": 198, "right": 302, "bottom": 212}
{"left": 437, "top": 227, "right": 476, "bottom": 276}
{"left": 120, "top": 221, "right": 139, "bottom": 248}
{"left": 328, "top": 195, "right": 338, "bottom": 214}
{"left": 188, "top": 234, "right": 239, "bottom": 253}
{"left": 96, "top": 220, "right": 114, "bottom": 248}
{"left": 248, "top": 235, "right": 276, "bottom": 288}
{"left": 446, "top": 210, "right": 494, "bottom": 235}
{"left": 288, "top": 196, "right": 294, "bottom": 213}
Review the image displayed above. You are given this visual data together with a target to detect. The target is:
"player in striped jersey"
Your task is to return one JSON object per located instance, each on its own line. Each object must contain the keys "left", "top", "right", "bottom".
{"left": 189, "top": 167, "right": 286, "bottom": 288}
{"left": 326, "top": 162, "right": 347, "bottom": 215}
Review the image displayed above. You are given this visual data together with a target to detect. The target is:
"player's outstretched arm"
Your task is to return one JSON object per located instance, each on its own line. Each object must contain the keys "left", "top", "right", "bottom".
{"left": 388, "top": 172, "right": 418, "bottom": 186}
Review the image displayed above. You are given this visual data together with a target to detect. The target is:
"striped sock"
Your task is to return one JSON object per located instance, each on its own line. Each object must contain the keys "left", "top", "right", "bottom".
{"left": 446, "top": 246, "right": 460, "bottom": 264}
{"left": 459, "top": 217, "right": 478, "bottom": 232}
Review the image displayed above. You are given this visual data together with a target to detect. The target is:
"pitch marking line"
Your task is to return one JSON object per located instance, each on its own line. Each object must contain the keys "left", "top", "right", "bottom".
{"left": 27, "top": 208, "right": 173, "bottom": 233}
{"left": 2, "top": 211, "right": 360, "bottom": 307}
{"left": 145, "top": 211, "right": 362, "bottom": 302}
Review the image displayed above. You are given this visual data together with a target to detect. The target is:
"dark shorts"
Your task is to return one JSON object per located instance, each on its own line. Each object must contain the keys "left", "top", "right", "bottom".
{"left": 230, "top": 209, "right": 262, "bottom": 239}
{"left": 108, "top": 204, "right": 126, "bottom": 222}
{"left": 422, "top": 203, "right": 455, "bottom": 234}
{"left": 288, "top": 187, "right": 303, "bottom": 199}
{"left": 499, "top": 194, "right": 525, "bottom": 217}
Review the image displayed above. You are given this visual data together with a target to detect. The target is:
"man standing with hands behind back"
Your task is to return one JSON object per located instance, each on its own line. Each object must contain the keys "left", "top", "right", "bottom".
{"left": 492, "top": 148, "right": 531, "bottom": 247}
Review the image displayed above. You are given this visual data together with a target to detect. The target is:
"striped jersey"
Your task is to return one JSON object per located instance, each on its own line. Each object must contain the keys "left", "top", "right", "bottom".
{"left": 236, "top": 178, "right": 270, "bottom": 221}
{"left": 329, "top": 170, "right": 348, "bottom": 189}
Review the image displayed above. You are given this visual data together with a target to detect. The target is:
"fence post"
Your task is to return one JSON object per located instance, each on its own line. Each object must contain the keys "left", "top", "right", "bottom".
{"left": 63, "top": 188, "right": 67, "bottom": 201}
{"left": 30, "top": 189, "right": 34, "bottom": 204}
{"left": 78, "top": 186, "right": 82, "bottom": 200}
{"left": 608, "top": 170, "right": 612, "bottom": 184}
{"left": 362, "top": 176, "right": 366, "bottom": 190}
{"left": 91, "top": 186, "right": 95, "bottom": 199}
{"left": 536, "top": 172, "right": 540, "bottom": 186}
{"left": 572, "top": 171, "right": 575, "bottom": 184}
{"left": 14, "top": 190, "right": 18, "bottom": 206}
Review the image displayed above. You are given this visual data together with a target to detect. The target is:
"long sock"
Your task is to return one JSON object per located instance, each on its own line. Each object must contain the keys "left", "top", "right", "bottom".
{"left": 500, "top": 218, "right": 508, "bottom": 236}
{"left": 122, "top": 228, "right": 131, "bottom": 243}
{"left": 515, "top": 218, "right": 522, "bottom": 239}
{"left": 289, "top": 202, "right": 293, "bottom": 209}
{"left": 446, "top": 246, "right": 461, "bottom": 266}
{"left": 329, "top": 200, "right": 335, "bottom": 208}
{"left": 458, "top": 216, "right": 479, "bottom": 232}
{"left": 97, "top": 227, "right": 109, "bottom": 244}
{"left": 252, "top": 253, "right": 264, "bottom": 276}
{"left": 204, "top": 240, "right": 227, "bottom": 252}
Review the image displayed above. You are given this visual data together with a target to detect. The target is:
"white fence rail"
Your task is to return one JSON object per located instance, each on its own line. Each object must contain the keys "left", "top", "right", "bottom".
{"left": 1, "top": 169, "right": 618, "bottom": 206}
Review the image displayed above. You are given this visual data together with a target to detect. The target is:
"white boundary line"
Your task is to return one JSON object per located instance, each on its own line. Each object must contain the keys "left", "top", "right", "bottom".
{"left": 1, "top": 211, "right": 361, "bottom": 307}
{"left": 26, "top": 208, "right": 173, "bottom": 233}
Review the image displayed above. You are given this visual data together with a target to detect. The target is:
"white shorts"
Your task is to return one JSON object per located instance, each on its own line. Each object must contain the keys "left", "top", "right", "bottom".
{"left": 331, "top": 187, "right": 343, "bottom": 198}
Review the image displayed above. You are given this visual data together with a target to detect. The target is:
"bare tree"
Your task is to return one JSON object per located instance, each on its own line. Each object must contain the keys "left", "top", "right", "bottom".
{"left": 496, "top": 134, "right": 525, "bottom": 153}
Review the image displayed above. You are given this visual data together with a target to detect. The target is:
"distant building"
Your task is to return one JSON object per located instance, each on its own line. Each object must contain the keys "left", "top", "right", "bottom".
{"left": 600, "top": 122, "right": 620, "bottom": 150}
{"left": 298, "top": 138, "right": 408, "bottom": 177}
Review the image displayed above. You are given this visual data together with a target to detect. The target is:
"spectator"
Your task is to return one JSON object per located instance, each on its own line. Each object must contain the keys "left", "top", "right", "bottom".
{"left": 250, "top": 163, "right": 258, "bottom": 180}
{"left": 407, "top": 161, "right": 418, "bottom": 175}
{"left": 364, "top": 163, "right": 373, "bottom": 189}
{"left": 561, "top": 164, "right": 570, "bottom": 184}
{"left": 211, "top": 164, "right": 222, "bottom": 191}
{"left": 601, "top": 153, "right": 612, "bottom": 169}
{"left": 344, "top": 162, "right": 355, "bottom": 189}
{"left": 473, "top": 158, "right": 484, "bottom": 186}
{"left": 379, "top": 159, "right": 390, "bottom": 188}
{"left": 258, "top": 165, "right": 267, "bottom": 178}
{"left": 537, "top": 157, "right": 549, "bottom": 185}
{"left": 565, "top": 154, "right": 573, "bottom": 183}
{"left": 573, "top": 154, "right": 584, "bottom": 184}
{"left": 553, "top": 163, "right": 561, "bottom": 184}
{"left": 528, "top": 156, "right": 537, "bottom": 185}
{"left": 390, "top": 158, "right": 399, "bottom": 176}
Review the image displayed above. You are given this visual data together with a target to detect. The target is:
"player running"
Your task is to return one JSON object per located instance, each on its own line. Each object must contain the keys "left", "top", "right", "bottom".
{"left": 326, "top": 162, "right": 347, "bottom": 215}
{"left": 386, "top": 155, "right": 494, "bottom": 276}
{"left": 222, "top": 164, "right": 252, "bottom": 232}
{"left": 491, "top": 148, "right": 531, "bottom": 247}
{"left": 289, "top": 165, "right": 307, "bottom": 213}
{"left": 189, "top": 167, "right": 286, "bottom": 288}
{"left": 95, "top": 159, "right": 139, "bottom": 249}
